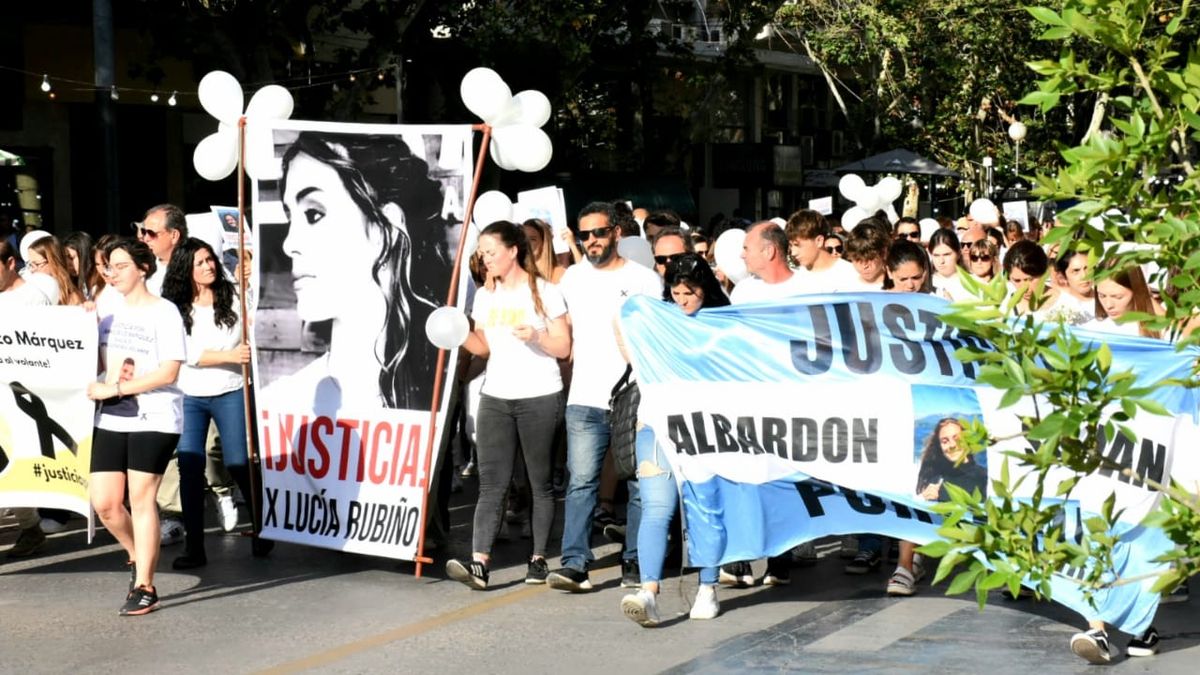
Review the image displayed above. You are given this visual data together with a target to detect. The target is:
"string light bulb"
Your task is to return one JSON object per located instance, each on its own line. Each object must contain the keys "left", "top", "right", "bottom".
{"left": 109, "top": 85, "right": 119, "bottom": 101}
{"left": 150, "top": 91, "right": 159, "bottom": 103}
{"left": 349, "top": 73, "right": 356, "bottom": 82}
{"left": 40, "top": 74, "right": 51, "bottom": 92}
{"left": 377, "top": 70, "right": 385, "bottom": 80}
{"left": 167, "top": 91, "right": 177, "bottom": 106}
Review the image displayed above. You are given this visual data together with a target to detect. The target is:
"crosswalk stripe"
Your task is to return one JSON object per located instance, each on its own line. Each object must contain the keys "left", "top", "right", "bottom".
{"left": 805, "top": 597, "right": 963, "bottom": 652}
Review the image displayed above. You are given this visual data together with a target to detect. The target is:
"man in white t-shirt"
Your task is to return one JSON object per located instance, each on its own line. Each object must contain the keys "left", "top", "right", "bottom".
{"left": 136, "top": 203, "right": 188, "bottom": 296}
{"left": 730, "top": 220, "right": 807, "bottom": 304}
{"left": 547, "top": 202, "right": 662, "bottom": 593}
{"left": 784, "top": 209, "right": 861, "bottom": 294}
{"left": 1, "top": 240, "right": 55, "bottom": 558}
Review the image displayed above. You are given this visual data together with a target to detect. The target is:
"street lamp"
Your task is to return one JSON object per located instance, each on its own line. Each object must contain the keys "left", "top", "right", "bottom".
{"left": 1008, "top": 121, "right": 1028, "bottom": 177}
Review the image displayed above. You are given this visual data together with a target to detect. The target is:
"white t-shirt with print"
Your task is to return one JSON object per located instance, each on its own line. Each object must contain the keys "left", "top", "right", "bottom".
{"left": 559, "top": 260, "right": 662, "bottom": 409}
{"left": 178, "top": 302, "right": 246, "bottom": 397}
{"left": 96, "top": 298, "right": 188, "bottom": 434}
{"left": 472, "top": 278, "right": 567, "bottom": 400}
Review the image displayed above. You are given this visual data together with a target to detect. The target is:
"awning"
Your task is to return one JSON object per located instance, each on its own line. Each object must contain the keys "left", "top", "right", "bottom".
{"left": 835, "top": 149, "right": 960, "bottom": 178}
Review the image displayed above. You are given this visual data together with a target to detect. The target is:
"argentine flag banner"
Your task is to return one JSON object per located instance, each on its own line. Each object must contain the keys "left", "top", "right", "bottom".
{"left": 619, "top": 292, "right": 1200, "bottom": 635}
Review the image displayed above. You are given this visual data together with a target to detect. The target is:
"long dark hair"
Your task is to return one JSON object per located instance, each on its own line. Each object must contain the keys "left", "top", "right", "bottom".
{"left": 64, "top": 231, "right": 101, "bottom": 299}
{"left": 162, "top": 238, "right": 238, "bottom": 335}
{"left": 281, "top": 131, "right": 446, "bottom": 409}
{"left": 915, "top": 418, "right": 974, "bottom": 495}
{"left": 663, "top": 253, "right": 730, "bottom": 309}
{"left": 927, "top": 228, "right": 963, "bottom": 269}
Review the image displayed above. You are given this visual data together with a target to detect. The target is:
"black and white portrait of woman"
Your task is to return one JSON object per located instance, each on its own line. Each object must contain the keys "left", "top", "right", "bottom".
{"left": 252, "top": 123, "right": 472, "bottom": 412}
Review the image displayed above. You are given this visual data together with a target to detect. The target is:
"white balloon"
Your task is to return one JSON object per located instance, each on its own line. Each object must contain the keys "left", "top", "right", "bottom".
{"left": 243, "top": 124, "right": 277, "bottom": 180}
{"left": 856, "top": 191, "right": 885, "bottom": 213}
{"left": 192, "top": 127, "right": 238, "bottom": 181}
{"left": 490, "top": 125, "right": 553, "bottom": 172}
{"left": 713, "top": 228, "right": 749, "bottom": 284}
{"left": 245, "top": 84, "right": 294, "bottom": 120}
{"left": 511, "top": 90, "right": 551, "bottom": 127}
{"left": 884, "top": 205, "right": 900, "bottom": 224}
{"left": 617, "top": 237, "right": 654, "bottom": 269}
{"left": 198, "top": 71, "right": 245, "bottom": 125}
{"left": 841, "top": 206, "right": 872, "bottom": 232}
{"left": 877, "top": 176, "right": 903, "bottom": 202}
{"left": 460, "top": 67, "right": 513, "bottom": 123}
{"left": 472, "top": 190, "right": 513, "bottom": 229}
{"left": 838, "top": 173, "right": 866, "bottom": 202}
{"left": 425, "top": 306, "right": 470, "bottom": 350}
{"left": 969, "top": 198, "right": 1000, "bottom": 226}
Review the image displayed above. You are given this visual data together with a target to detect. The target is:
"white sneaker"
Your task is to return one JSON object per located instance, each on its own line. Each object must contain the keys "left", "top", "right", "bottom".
{"left": 216, "top": 495, "right": 238, "bottom": 532}
{"left": 886, "top": 566, "right": 917, "bottom": 596}
{"left": 620, "top": 588, "right": 660, "bottom": 627}
{"left": 689, "top": 584, "right": 720, "bottom": 620}
{"left": 39, "top": 518, "right": 68, "bottom": 534}
{"left": 160, "top": 518, "right": 185, "bottom": 546}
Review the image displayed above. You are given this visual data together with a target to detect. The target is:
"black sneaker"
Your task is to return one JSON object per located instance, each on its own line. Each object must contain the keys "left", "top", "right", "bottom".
{"left": 844, "top": 550, "right": 882, "bottom": 575}
{"left": 621, "top": 559, "right": 640, "bottom": 588}
{"left": 1070, "top": 628, "right": 1112, "bottom": 664}
{"left": 547, "top": 567, "right": 593, "bottom": 592}
{"left": 172, "top": 549, "right": 208, "bottom": 570}
{"left": 119, "top": 585, "right": 159, "bottom": 616}
{"left": 446, "top": 558, "right": 489, "bottom": 590}
{"left": 7, "top": 526, "right": 46, "bottom": 558}
{"left": 763, "top": 555, "right": 791, "bottom": 586}
{"left": 525, "top": 558, "right": 549, "bottom": 584}
{"left": 1126, "top": 626, "right": 1160, "bottom": 657}
{"left": 602, "top": 522, "right": 627, "bottom": 544}
{"left": 718, "top": 561, "right": 754, "bottom": 588}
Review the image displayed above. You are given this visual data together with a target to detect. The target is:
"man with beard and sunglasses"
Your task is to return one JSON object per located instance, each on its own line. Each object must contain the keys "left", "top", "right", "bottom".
{"left": 547, "top": 202, "right": 662, "bottom": 593}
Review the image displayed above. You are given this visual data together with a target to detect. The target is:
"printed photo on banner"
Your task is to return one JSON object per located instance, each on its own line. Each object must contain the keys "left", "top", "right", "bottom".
{"left": 249, "top": 120, "right": 474, "bottom": 560}
{"left": 911, "top": 384, "right": 986, "bottom": 502}
{"left": 0, "top": 307, "right": 98, "bottom": 519}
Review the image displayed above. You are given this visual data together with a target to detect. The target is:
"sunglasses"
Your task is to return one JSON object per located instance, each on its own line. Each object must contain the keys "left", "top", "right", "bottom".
{"left": 654, "top": 254, "right": 683, "bottom": 266}
{"left": 899, "top": 231, "right": 920, "bottom": 240}
{"left": 825, "top": 245, "right": 843, "bottom": 254}
{"left": 576, "top": 226, "right": 614, "bottom": 243}
{"left": 970, "top": 254, "right": 993, "bottom": 262}
{"left": 664, "top": 255, "right": 703, "bottom": 283}
{"left": 130, "top": 221, "right": 162, "bottom": 240}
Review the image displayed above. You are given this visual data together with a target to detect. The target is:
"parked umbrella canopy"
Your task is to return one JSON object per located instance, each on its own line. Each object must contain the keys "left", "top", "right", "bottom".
{"left": 835, "top": 149, "right": 960, "bottom": 178}
{"left": 0, "top": 148, "right": 26, "bottom": 166}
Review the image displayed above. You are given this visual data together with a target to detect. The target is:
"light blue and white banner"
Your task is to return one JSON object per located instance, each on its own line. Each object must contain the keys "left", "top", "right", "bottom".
{"left": 620, "top": 292, "right": 1200, "bottom": 635}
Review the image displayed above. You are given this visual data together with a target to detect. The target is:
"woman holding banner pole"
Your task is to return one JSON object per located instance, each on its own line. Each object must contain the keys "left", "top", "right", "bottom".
{"left": 86, "top": 238, "right": 186, "bottom": 616}
{"left": 444, "top": 220, "right": 571, "bottom": 590}
{"left": 620, "top": 253, "right": 728, "bottom": 627}
{"left": 161, "top": 238, "right": 265, "bottom": 569}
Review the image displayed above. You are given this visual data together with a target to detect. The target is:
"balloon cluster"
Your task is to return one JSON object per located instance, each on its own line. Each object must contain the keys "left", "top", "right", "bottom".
{"left": 460, "top": 67, "right": 553, "bottom": 173}
{"left": 192, "top": 71, "right": 295, "bottom": 182}
{"left": 838, "top": 174, "right": 902, "bottom": 231}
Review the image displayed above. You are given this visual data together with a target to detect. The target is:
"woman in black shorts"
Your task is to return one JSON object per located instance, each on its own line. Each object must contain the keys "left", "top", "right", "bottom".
{"left": 86, "top": 238, "right": 187, "bottom": 616}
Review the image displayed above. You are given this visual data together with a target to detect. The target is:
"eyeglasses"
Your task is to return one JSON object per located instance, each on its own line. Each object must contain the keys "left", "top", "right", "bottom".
{"left": 654, "top": 254, "right": 682, "bottom": 266}
{"left": 970, "top": 254, "right": 993, "bottom": 262}
{"left": 824, "top": 245, "right": 843, "bottom": 254}
{"left": 130, "top": 221, "right": 162, "bottom": 240}
{"left": 576, "top": 226, "right": 614, "bottom": 243}
{"left": 26, "top": 259, "right": 48, "bottom": 271}
{"left": 103, "top": 262, "right": 134, "bottom": 276}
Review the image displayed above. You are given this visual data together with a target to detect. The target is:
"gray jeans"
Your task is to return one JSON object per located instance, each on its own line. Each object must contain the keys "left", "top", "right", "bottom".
{"left": 472, "top": 391, "right": 563, "bottom": 557}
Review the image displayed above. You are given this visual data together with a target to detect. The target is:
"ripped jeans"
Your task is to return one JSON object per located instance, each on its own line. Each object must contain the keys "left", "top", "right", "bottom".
{"left": 635, "top": 425, "right": 717, "bottom": 585}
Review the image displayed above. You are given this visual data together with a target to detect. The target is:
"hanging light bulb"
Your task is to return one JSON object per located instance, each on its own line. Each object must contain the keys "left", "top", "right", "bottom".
{"left": 40, "top": 74, "right": 51, "bottom": 92}
{"left": 150, "top": 91, "right": 159, "bottom": 103}
{"left": 377, "top": 70, "right": 385, "bottom": 81}
{"left": 167, "top": 90, "right": 177, "bottom": 106}
{"left": 349, "top": 73, "right": 356, "bottom": 82}
{"left": 48, "top": 91, "right": 56, "bottom": 100}
{"left": 110, "top": 85, "right": 119, "bottom": 101}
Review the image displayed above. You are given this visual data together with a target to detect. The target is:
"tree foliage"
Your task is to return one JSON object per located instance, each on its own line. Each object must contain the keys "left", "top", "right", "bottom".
{"left": 933, "top": 0, "right": 1200, "bottom": 608}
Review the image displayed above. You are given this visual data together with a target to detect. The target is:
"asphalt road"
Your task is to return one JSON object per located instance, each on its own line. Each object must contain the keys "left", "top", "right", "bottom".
{"left": 2, "top": 481, "right": 1197, "bottom": 674}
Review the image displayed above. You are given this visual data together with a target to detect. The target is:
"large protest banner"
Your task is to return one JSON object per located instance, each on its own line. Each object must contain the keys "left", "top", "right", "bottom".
{"left": 249, "top": 121, "right": 472, "bottom": 560}
{"left": 620, "top": 292, "right": 1200, "bottom": 634}
{"left": 0, "top": 307, "right": 97, "bottom": 518}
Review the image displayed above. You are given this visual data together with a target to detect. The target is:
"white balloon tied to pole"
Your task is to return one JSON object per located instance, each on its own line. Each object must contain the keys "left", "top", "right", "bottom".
{"left": 459, "top": 67, "right": 554, "bottom": 173}
{"left": 192, "top": 71, "right": 296, "bottom": 182}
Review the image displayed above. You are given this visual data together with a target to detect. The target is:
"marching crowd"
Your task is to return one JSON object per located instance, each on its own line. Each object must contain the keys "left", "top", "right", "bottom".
{"left": 0, "top": 194, "right": 1186, "bottom": 662}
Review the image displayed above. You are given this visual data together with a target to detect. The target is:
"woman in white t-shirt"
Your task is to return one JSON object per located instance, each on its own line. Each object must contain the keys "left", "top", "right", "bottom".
{"left": 161, "top": 238, "right": 269, "bottom": 570}
{"left": 927, "top": 229, "right": 968, "bottom": 301}
{"left": 86, "top": 238, "right": 186, "bottom": 616}
{"left": 445, "top": 221, "right": 572, "bottom": 590}
{"left": 1082, "top": 265, "right": 1161, "bottom": 338}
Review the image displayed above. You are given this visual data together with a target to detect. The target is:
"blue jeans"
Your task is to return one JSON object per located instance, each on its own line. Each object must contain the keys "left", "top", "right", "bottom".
{"left": 177, "top": 388, "right": 252, "bottom": 552}
{"left": 560, "top": 404, "right": 640, "bottom": 571}
{"left": 635, "top": 426, "right": 717, "bottom": 585}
